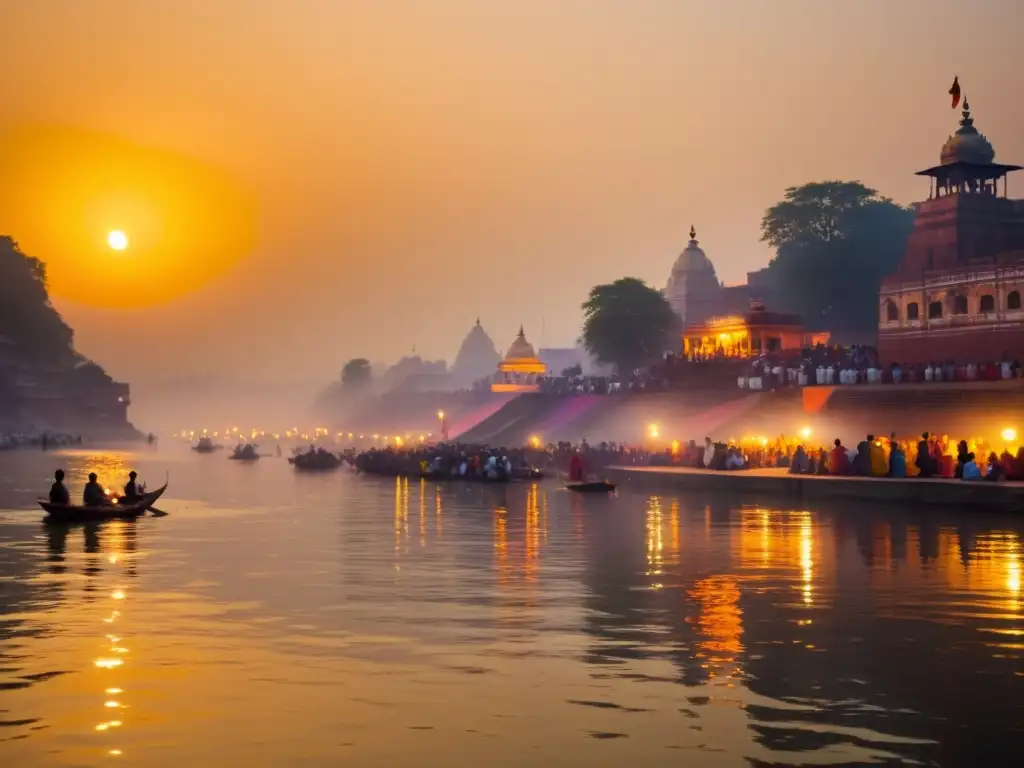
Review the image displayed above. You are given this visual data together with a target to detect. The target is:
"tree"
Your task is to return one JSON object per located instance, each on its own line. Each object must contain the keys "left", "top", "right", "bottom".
{"left": 761, "top": 181, "right": 914, "bottom": 332}
{"left": 0, "top": 236, "right": 75, "bottom": 362}
{"left": 581, "top": 278, "right": 679, "bottom": 373}
{"left": 341, "top": 358, "right": 372, "bottom": 391}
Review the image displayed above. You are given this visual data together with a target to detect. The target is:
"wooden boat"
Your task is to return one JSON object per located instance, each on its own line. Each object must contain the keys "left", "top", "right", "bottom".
{"left": 565, "top": 480, "right": 617, "bottom": 493}
{"left": 37, "top": 482, "right": 168, "bottom": 522}
{"left": 289, "top": 452, "right": 342, "bottom": 471}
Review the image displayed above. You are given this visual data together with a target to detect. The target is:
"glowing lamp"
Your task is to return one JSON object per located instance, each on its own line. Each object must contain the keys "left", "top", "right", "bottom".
{"left": 1002, "top": 427, "right": 1017, "bottom": 443}
{"left": 799, "top": 426, "right": 812, "bottom": 439}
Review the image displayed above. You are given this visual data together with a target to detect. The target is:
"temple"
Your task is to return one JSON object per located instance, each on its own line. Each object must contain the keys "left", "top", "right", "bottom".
{"left": 879, "top": 97, "right": 1024, "bottom": 363}
{"left": 683, "top": 303, "right": 826, "bottom": 359}
{"left": 449, "top": 318, "right": 501, "bottom": 388}
{"left": 491, "top": 326, "right": 546, "bottom": 393}
{"left": 664, "top": 226, "right": 724, "bottom": 327}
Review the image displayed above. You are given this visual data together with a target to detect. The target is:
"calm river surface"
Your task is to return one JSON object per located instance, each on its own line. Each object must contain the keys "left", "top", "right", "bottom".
{"left": 1, "top": 447, "right": 1022, "bottom": 767}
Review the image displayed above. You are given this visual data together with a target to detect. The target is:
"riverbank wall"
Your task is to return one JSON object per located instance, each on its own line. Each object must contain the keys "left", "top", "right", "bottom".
{"left": 604, "top": 466, "right": 1024, "bottom": 512}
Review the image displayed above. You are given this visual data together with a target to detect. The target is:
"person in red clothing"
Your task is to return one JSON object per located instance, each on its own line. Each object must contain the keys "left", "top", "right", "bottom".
{"left": 829, "top": 438, "right": 851, "bottom": 475}
{"left": 568, "top": 451, "right": 585, "bottom": 482}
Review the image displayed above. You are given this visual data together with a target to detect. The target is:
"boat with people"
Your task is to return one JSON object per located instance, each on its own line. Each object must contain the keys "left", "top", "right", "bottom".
{"left": 37, "top": 481, "right": 168, "bottom": 522}
{"left": 289, "top": 447, "right": 343, "bottom": 471}
{"left": 229, "top": 443, "right": 260, "bottom": 460}
{"left": 193, "top": 437, "right": 223, "bottom": 453}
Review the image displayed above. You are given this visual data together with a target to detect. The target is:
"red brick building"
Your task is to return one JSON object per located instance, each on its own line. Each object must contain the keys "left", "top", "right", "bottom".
{"left": 878, "top": 99, "right": 1024, "bottom": 363}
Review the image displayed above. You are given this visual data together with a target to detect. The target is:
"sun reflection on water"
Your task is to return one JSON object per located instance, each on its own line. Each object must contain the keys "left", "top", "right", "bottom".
{"left": 645, "top": 495, "right": 664, "bottom": 582}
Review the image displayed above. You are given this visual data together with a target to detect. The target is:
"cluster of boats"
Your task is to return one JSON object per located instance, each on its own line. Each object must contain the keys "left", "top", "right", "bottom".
{"left": 191, "top": 438, "right": 615, "bottom": 489}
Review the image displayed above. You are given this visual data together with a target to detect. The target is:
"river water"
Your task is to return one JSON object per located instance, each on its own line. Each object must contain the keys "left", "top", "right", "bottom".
{"left": 1, "top": 447, "right": 1021, "bottom": 767}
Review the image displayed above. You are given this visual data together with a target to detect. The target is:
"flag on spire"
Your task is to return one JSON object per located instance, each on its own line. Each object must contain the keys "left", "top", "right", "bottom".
{"left": 949, "top": 76, "right": 961, "bottom": 109}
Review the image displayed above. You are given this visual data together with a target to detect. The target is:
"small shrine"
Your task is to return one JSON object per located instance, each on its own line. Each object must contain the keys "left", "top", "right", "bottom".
{"left": 491, "top": 326, "right": 546, "bottom": 393}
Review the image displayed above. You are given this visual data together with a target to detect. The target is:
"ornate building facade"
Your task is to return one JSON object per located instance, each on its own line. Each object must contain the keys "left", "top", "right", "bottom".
{"left": 665, "top": 226, "right": 724, "bottom": 327}
{"left": 879, "top": 100, "right": 1024, "bottom": 363}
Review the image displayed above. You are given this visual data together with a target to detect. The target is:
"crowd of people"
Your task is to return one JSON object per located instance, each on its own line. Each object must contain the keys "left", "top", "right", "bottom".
{"left": 742, "top": 345, "right": 1024, "bottom": 390}
{"left": 661, "top": 432, "right": 1020, "bottom": 482}
{"left": 354, "top": 444, "right": 545, "bottom": 481}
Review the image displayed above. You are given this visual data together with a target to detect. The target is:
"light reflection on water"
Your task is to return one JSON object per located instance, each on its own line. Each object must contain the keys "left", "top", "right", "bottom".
{"left": 1, "top": 448, "right": 1022, "bottom": 766}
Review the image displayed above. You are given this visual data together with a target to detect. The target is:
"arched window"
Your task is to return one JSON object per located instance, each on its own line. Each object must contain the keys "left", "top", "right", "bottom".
{"left": 885, "top": 300, "right": 899, "bottom": 322}
{"left": 906, "top": 302, "right": 920, "bottom": 321}
{"left": 980, "top": 294, "right": 995, "bottom": 313}
{"left": 952, "top": 294, "right": 968, "bottom": 315}
{"left": 928, "top": 301, "right": 943, "bottom": 319}
{"left": 1009, "top": 291, "right": 1022, "bottom": 311}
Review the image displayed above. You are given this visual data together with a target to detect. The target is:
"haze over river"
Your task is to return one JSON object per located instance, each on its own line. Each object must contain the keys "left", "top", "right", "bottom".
{"left": 1, "top": 448, "right": 1022, "bottom": 766}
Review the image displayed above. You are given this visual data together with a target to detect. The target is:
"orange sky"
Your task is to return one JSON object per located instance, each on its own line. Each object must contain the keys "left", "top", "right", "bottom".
{"left": 1, "top": 0, "right": 1022, "bottom": 396}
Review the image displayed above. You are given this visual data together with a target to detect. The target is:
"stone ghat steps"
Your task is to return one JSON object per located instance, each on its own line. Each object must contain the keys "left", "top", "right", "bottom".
{"left": 566, "top": 391, "right": 759, "bottom": 443}
{"left": 456, "top": 394, "right": 565, "bottom": 446}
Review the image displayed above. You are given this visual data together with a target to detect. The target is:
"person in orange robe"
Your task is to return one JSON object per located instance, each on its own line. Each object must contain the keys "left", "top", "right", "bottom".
{"left": 829, "top": 439, "right": 850, "bottom": 475}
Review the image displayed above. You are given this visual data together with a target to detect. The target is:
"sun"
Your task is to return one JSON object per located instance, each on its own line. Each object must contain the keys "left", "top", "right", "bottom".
{"left": 107, "top": 230, "right": 129, "bottom": 251}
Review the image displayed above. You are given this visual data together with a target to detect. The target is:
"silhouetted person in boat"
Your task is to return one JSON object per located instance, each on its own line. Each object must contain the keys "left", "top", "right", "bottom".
{"left": 83, "top": 473, "right": 106, "bottom": 506}
{"left": 49, "top": 469, "right": 70, "bottom": 505}
{"left": 123, "top": 471, "right": 139, "bottom": 500}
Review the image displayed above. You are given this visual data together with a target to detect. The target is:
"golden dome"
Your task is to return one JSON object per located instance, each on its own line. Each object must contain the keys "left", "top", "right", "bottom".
{"left": 940, "top": 101, "right": 995, "bottom": 165}
{"left": 505, "top": 325, "right": 537, "bottom": 360}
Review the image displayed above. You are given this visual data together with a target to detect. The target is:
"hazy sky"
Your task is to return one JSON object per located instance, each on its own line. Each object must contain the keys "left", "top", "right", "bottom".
{"left": 1, "top": 0, "right": 1022, "bottom": 392}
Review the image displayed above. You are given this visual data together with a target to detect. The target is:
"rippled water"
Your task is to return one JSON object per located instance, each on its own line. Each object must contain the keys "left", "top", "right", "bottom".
{"left": 1, "top": 448, "right": 1022, "bottom": 766}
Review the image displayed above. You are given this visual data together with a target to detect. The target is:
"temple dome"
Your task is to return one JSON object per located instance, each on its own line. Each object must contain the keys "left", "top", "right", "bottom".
{"left": 940, "top": 101, "right": 995, "bottom": 165}
{"left": 664, "top": 225, "right": 724, "bottom": 328}
{"left": 670, "top": 226, "right": 715, "bottom": 275}
{"left": 505, "top": 326, "right": 537, "bottom": 360}
{"left": 450, "top": 318, "right": 500, "bottom": 386}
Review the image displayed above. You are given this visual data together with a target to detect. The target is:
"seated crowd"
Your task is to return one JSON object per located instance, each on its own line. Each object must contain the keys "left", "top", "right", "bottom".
{"left": 667, "top": 432, "right": 1019, "bottom": 482}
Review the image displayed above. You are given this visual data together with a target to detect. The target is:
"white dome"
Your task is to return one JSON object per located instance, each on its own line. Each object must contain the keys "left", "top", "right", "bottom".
{"left": 669, "top": 226, "right": 716, "bottom": 276}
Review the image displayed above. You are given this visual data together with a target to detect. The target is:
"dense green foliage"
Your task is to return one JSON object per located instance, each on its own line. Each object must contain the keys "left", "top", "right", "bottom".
{"left": 0, "top": 236, "right": 75, "bottom": 362}
{"left": 581, "top": 277, "right": 679, "bottom": 373}
{"left": 761, "top": 181, "right": 914, "bottom": 332}
{"left": 341, "top": 358, "right": 373, "bottom": 391}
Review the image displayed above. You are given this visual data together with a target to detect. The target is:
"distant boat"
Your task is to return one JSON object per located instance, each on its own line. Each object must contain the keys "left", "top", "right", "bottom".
{"left": 193, "top": 437, "right": 223, "bottom": 453}
{"left": 289, "top": 451, "right": 342, "bottom": 471}
{"left": 229, "top": 444, "right": 260, "bottom": 461}
{"left": 565, "top": 480, "right": 616, "bottom": 493}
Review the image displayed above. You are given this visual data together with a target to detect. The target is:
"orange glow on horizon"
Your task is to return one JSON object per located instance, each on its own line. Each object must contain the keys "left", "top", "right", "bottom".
{"left": 0, "top": 123, "right": 256, "bottom": 308}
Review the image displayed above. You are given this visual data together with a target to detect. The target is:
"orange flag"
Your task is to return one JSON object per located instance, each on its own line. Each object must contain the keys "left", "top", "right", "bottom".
{"left": 949, "top": 76, "right": 961, "bottom": 109}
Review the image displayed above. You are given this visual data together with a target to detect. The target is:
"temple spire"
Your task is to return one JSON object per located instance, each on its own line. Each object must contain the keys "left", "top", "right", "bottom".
{"left": 689, "top": 224, "right": 697, "bottom": 240}
{"left": 517, "top": 324, "right": 525, "bottom": 338}
{"left": 475, "top": 317, "right": 481, "bottom": 327}
{"left": 960, "top": 99, "right": 974, "bottom": 130}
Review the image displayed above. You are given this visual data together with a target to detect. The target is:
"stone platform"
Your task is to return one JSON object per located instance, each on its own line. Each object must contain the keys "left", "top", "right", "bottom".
{"left": 604, "top": 465, "right": 1024, "bottom": 512}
